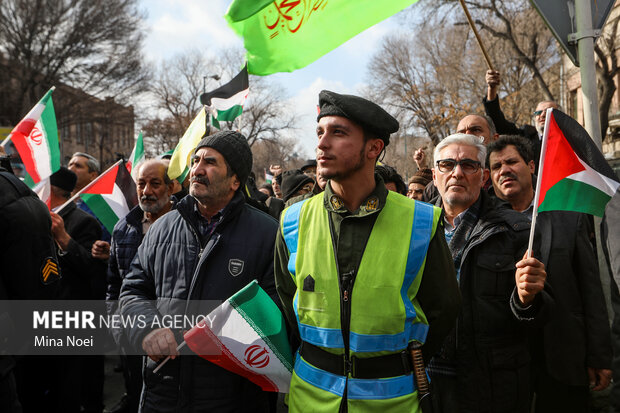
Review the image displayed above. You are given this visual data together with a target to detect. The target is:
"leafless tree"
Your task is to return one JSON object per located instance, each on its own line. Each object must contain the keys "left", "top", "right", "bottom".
{"left": 145, "top": 49, "right": 298, "bottom": 154}
{"left": 595, "top": 7, "right": 620, "bottom": 139}
{"left": 0, "top": 0, "right": 150, "bottom": 125}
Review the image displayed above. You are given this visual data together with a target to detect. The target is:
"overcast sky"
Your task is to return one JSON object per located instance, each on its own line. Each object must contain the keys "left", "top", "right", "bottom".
{"left": 141, "top": 0, "right": 411, "bottom": 157}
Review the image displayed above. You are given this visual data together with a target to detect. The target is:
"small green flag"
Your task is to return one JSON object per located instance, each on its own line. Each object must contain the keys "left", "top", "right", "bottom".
{"left": 168, "top": 108, "right": 206, "bottom": 181}
{"left": 225, "top": 0, "right": 418, "bottom": 75}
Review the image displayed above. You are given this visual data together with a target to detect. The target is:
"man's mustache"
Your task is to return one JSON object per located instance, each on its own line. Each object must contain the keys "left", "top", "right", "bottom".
{"left": 140, "top": 195, "right": 157, "bottom": 203}
{"left": 191, "top": 176, "right": 210, "bottom": 185}
{"left": 499, "top": 173, "right": 518, "bottom": 184}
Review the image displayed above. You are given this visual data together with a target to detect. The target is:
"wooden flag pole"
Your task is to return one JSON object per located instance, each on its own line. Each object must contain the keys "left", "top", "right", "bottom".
{"left": 458, "top": 0, "right": 495, "bottom": 71}
{"left": 527, "top": 108, "right": 553, "bottom": 258}
{"left": 55, "top": 159, "right": 123, "bottom": 214}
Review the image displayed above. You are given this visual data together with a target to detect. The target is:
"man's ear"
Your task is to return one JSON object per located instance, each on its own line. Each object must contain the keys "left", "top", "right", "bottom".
{"left": 367, "top": 138, "right": 384, "bottom": 160}
{"left": 230, "top": 175, "right": 241, "bottom": 192}
{"left": 528, "top": 160, "right": 535, "bottom": 174}
{"left": 482, "top": 168, "right": 490, "bottom": 183}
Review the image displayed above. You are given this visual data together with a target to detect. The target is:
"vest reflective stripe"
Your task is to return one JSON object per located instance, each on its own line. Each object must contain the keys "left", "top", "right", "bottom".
{"left": 401, "top": 200, "right": 435, "bottom": 345}
{"left": 293, "top": 294, "right": 344, "bottom": 348}
{"left": 281, "top": 199, "right": 308, "bottom": 277}
{"left": 294, "top": 353, "right": 416, "bottom": 400}
{"left": 349, "top": 322, "right": 429, "bottom": 353}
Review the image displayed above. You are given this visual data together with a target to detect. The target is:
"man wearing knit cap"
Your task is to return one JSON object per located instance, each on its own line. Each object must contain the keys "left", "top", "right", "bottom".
{"left": 120, "top": 130, "right": 279, "bottom": 412}
{"left": 275, "top": 90, "right": 460, "bottom": 412}
{"left": 408, "top": 169, "right": 432, "bottom": 201}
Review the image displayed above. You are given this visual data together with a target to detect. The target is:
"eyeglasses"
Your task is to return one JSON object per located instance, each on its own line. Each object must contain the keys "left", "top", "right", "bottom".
{"left": 435, "top": 159, "right": 482, "bottom": 174}
{"left": 533, "top": 110, "right": 544, "bottom": 116}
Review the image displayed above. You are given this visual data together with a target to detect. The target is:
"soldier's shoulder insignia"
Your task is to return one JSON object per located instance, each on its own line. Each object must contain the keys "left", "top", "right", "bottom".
{"left": 365, "top": 196, "right": 379, "bottom": 212}
{"left": 41, "top": 257, "right": 61, "bottom": 284}
{"left": 330, "top": 195, "right": 344, "bottom": 210}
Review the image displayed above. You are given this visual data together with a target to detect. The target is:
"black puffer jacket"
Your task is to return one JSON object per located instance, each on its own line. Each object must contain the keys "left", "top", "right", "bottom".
{"left": 0, "top": 170, "right": 59, "bottom": 377}
{"left": 433, "top": 191, "right": 553, "bottom": 413}
{"left": 119, "top": 192, "right": 278, "bottom": 413}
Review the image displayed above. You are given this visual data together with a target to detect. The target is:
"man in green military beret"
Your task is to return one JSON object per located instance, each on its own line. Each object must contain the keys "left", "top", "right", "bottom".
{"left": 274, "top": 90, "right": 461, "bottom": 412}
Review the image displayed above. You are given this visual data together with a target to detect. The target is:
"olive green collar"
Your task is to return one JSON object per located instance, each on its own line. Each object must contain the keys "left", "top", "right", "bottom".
{"left": 323, "top": 174, "right": 388, "bottom": 216}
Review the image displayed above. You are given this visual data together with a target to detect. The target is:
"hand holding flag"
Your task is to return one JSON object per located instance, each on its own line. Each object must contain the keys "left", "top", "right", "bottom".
{"left": 154, "top": 281, "right": 293, "bottom": 393}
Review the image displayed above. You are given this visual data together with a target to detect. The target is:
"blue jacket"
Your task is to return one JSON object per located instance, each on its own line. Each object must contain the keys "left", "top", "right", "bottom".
{"left": 119, "top": 191, "right": 278, "bottom": 412}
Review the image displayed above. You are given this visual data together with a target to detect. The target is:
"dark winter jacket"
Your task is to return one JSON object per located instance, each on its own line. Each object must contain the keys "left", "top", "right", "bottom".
{"left": 0, "top": 170, "right": 60, "bottom": 377}
{"left": 56, "top": 201, "right": 105, "bottom": 300}
{"left": 119, "top": 191, "right": 278, "bottom": 412}
{"left": 432, "top": 191, "right": 553, "bottom": 413}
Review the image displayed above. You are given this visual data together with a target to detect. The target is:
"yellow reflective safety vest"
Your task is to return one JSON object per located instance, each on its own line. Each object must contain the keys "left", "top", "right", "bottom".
{"left": 281, "top": 191, "right": 441, "bottom": 412}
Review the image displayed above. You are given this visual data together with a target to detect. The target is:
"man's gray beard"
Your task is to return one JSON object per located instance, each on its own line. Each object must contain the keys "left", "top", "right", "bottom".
{"left": 536, "top": 124, "right": 544, "bottom": 136}
{"left": 139, "top": 197, "right": 169, "bottom": 214}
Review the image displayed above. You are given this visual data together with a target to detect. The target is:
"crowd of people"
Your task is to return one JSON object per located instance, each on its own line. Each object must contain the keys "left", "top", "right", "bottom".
{"left": 0, "top": 69, "right": 619, "bottom": 413}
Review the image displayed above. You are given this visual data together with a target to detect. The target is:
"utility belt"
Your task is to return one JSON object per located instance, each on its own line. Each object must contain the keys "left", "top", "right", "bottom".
{"left": 298, "top": 341, "right": 413, "bottom": 379}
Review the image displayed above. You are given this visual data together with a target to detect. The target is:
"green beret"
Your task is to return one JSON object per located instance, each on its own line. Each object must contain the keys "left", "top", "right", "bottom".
{"left": 317, "top": 90, "right": 399, "bottom": 145}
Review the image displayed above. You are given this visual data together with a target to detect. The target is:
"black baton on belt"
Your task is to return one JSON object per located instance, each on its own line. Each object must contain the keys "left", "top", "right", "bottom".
{"left": 409, "top": 341, "right": 433, "bottom": 413}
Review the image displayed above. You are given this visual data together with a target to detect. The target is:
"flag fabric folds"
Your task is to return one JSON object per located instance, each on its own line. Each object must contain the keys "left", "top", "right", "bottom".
{"left": 9, "top": 87, "right": 60, "bottom": 188}
{"left": 80, "top": 161, "right": 138, "bottom": 233}
{"left": 127, "top": 132, "right": 145, "bottom": 179}
{"left": 537, "top": 109, "right": 620, "bottom": 217}
{"left": 167, "top": 108, "right": 206, "bottom": 181}
{"left": 200, "top": 64, "right": 249, "bottom": 129}
{"left": 225, "top": 0, "right": 419, "bottom": 75}
{"left": 184, "top": 281, "right": 293, "bottom": 393}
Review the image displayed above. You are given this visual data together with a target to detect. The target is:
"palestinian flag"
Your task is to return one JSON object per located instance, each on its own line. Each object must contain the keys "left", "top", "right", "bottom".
{"left": 200, "top": 64, "right": 249, "bottom": 129}
{"left": 537, "top": 109, "right": 620, "bottom": 216}
{"left": 184, "top": 280, "right": 293, "bottom": 393}
{"left": 9, "top": 87, "right": 60, "bottom": 188}
{"left": 265, "top": 170, "right": 273, "bottom": 185}
{"left": 80, "top": 161, "right": 138, "bottom": 233}
{"left": 127, "top": 132, "right": 145, "bottom": 180}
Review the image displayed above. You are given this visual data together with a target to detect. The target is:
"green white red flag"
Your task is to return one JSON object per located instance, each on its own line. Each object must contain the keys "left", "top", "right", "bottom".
{"left": 79, "top": 161, "right": 138, "bottom": 233}
{"left": 200, "top": 64, "right": 249, "bottom": 129}
{"left": 184, "top": 281, "right": 293, "bottom": 393}
{"left": 127, "top": 132, "right": 145, "bottom": 180}
{"left": 8, "top": 87, "right": 60, "bottom": 188}
{"left": 536, "top": 109, "right": 619, "bottom": 216}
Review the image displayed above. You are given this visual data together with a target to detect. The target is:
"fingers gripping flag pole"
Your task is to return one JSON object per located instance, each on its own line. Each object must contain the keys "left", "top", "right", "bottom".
{"left": 153, "top": 281, "right": 293, "bottom": 393}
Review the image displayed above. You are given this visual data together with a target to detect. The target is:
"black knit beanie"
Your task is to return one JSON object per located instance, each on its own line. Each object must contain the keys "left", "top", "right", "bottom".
{"left": 281, "top": 169, "right": 314, "bottom": 202}
{"left": 194, "top": 130, "right": 253, "bottom": 185}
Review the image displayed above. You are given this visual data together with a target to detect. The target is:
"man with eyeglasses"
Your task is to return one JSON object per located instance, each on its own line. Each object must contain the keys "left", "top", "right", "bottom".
{"left": 428, "top": 133, "right": 553, "bottom": 413}
{"left": 484, "top": 70, "right": 558, "bottom": 171}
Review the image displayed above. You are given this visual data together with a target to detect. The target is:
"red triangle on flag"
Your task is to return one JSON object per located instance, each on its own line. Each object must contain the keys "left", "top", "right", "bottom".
{"left": 538, "top": 113, "right": 586, "bottom": 207}
{"left": 83, "top": 164, "right": 119, "bottom": 195}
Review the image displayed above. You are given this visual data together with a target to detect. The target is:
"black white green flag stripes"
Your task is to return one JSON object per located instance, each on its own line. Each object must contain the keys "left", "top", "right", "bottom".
{"left": 200, "top": 64, "right": 249, "bottom": 129}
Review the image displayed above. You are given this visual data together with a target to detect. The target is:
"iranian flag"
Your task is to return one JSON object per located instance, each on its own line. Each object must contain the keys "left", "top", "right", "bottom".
{"left": 80, "top": 161, "right": 138, "bottom": 233}
{"left": 8, "top": 87, "right": 60, "bottom": 187}
{"left": 127, "top": 132, "right": 145, "bottom": 179}
{"left": 200, "top": 64, "right": 249, "bottom": 129}
{"left": 537, "top": 109, "right": 620, "bottom": 216}
{"left": 184, "top": 281, "right": 293, "bottom": 393}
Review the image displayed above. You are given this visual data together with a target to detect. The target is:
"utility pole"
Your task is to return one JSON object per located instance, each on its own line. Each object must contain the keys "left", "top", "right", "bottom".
{"left": 572, "top": 0, "right": 603, "bottom": 149}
